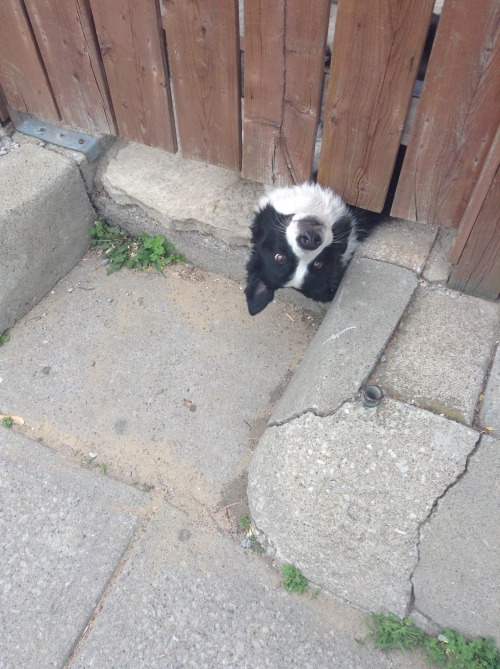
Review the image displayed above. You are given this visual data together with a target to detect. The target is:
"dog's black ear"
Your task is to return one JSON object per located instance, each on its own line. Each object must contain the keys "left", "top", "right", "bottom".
{"left": 245, "top": 276, "right": 275, "bottom": 316}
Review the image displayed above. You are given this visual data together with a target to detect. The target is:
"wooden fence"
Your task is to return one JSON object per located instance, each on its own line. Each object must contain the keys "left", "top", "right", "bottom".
{"left": 0, "top": 0, "right": 498, "bottom": 299}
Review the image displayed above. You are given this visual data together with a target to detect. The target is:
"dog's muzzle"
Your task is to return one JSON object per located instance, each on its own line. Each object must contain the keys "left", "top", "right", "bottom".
{"left": 296, "top": 216, "right": 324, "bottom": 251}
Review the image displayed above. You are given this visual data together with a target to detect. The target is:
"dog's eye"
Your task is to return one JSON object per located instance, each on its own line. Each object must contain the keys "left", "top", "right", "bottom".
{"left": 314, "top": 260, "right": 324, "bottom": 269}
{"left": 274, "top": 253, "right": 286, "bottom": 264}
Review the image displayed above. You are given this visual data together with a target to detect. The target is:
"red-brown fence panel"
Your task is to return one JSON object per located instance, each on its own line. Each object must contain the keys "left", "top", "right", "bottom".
{"left": 318, "top": 0, "right": 435, "bottom": 212}
{"left": 23, "top": 0, "right": 115, "bottom": 134}
{"left": 90, "top": 0, "right": 176, "bottom": 152}
{"left": 0, "top": 0, "right": 59, "bottom": 122}
{"left": 242, "top": 0, "right": 330, "bottom": 186}
{"left": 392, "top": 0, "right": 500, "bottom": 226}
{"left": 162, "top": 0, "right": 241, "bottom": 170}
{"left": 448, "top": 129, "right": 500, "bottom": 299}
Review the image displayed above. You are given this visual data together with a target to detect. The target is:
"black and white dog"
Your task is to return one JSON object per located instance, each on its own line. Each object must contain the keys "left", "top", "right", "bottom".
{"left": 245, "top": 182, "right": 374, "bottom": 316}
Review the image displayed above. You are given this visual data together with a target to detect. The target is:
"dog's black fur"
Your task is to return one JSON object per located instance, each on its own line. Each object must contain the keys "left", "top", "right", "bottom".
{"left": 245, "top": 183, "right": 377, "bottom": 316}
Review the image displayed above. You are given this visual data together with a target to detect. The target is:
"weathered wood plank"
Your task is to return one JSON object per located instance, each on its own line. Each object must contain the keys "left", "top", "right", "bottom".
{"left": 392, "top": 0, "right": 500, "bottom": 226}
{"left": 90, "top": 0, "right": 176, "bottom": 152}
{"left": 24, "top": 0, "right": 115, "bottom": 134}
{"left": 0, "top": 88, "right": 10, "bottom": 124}
{"left": 448, "top": 128, "right": 500, "bottom": 299}
{"left": 162, "top": 0, "right": 241, "bottom": 170}
{"left": 318, "top": 0, "right": 435, "bottom": 211}
{"left": 242, "top": 0, "right": 331, "bottom": 186}
{"left": 0, "top": 0, "right": 59, "bottom": 122}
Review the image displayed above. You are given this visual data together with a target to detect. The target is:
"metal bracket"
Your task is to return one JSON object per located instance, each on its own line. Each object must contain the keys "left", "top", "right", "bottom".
{"left": 8, "top": 108, "right": 101, "bottom": 163}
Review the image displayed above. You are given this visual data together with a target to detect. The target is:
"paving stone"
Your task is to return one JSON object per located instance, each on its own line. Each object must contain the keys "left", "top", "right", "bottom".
{"left": 413, "top": 435, "right": 500, "bottom": 644}
{"left": 249, "top": 399, "right": 478, "bottom": 616}
{"left": 372, "top": 287, "right": 500, "bottom": 425}
{"left": 0, "top": 143, "right": 94, "bottom": 333}
{"left": 70, "top": 502, "right": 427, "bottom": 669}
{"left": 479, "top": 343, "right": 500, "bottom": 437}
{"left": 0, "top": 430, "right": 147, "bottom": 669}
{"left": 270, "top": 257, "right": 417, "bottom": 424}
{"left": 102, "top": 140, "right": 264, "bottom": 246}
{"left": 358, "top": 218, "right": 438, "bottom": 273}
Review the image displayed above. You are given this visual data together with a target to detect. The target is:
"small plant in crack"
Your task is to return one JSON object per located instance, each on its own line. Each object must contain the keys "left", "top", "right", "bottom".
{"left": 1, "top": 416, "right": 14, "bottom": 428}
{"left": 361, "top": 611, "right": 500, "bottom": 668}
{"left": 89, "top": 221, "right": 185, "bottom": 275}
{"left": 281, "top": 563, "right": 309, "bottom": 593}
{"left": 0, "top": 332, "right": 10, "bottom": 346}
{"left": 238, "top": 514, "right": 265, "bottom": 555}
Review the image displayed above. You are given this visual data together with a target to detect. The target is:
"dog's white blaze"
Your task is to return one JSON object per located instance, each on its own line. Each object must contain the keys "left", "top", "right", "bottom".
{"left": 284, "top": 258, "right": 310, "bottom": 289}
{"left": 340, "top": 229, "right": 361, "bottom": 266}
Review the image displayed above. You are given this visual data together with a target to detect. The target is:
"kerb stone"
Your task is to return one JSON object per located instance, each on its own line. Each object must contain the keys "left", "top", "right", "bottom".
{"left": 0, "top": 144, "right": 94, "bottom": 332}
{"left": 270, "top": 257, "right": 417, "bottom": 424}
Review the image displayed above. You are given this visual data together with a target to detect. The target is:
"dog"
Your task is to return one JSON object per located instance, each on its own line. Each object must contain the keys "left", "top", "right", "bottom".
{"left": 244, "top": 182, "right": 374, "bottom": 316}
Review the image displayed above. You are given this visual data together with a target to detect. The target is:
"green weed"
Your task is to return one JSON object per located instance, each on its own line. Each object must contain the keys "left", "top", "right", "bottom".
{"left": 1, "top": 417, "right": 14, "bottom": 428}
{"left": 281, "top": 564, "right": 309, "bottom": 593}
{"left": 0, "top": 333, "right": 10, "bottom": 346}
{"left": 89, "top": 221, "right": 185, "bottom": 275}
{"left": 362, "top": 612, "right": 500, "bottom": 669}
{"left": 238, "top": 514, "right": 252, "bottom": 533}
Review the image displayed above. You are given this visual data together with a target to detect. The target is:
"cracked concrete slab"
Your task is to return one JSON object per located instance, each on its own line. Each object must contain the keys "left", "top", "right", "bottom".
{"left": 270, "top": 257, "right": 417, "bottom": 424}
{"left": 372, "top": 287, "right": 500, "bottom": 425}
{"left": 413, "top": 435, "right": 500, "bottom": 643}
{"left": 0, "top": 430, "right": 147, "bottom": 669}
{"left": 249, "top": 399, "right": 478, "bottom": 616}
{"left": 101, "top": 140, "right": 264, "bottom": 246}
{"left": 70, "top": 501, "right": 427, "bottom": 669}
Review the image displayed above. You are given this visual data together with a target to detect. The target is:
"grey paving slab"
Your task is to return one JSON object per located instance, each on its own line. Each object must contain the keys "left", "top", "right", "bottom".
{"left": 0, "top": 430, "right": 147, "bottom": 669}
{"left": 102, "top": 140, "right": 264, "bottom": 246}
{"left": 270, "top": 257, "right": 417, "bottom": 424}
{"left": 358, "top": 218, "right": 438, "bottom": 274}
{"left": 372, "top": 287, "right": 500, "bottom": 425}
{"left": 479, "top": 343, "right": 500, "bottom": 437}
{"left": 249, "top": 399, "right": 478, "bottom": 616}
{"left": 0, "top": 255, "right": 317, "bottom": 506}
{"left": 422, "top": 228, "right": 456, "bottom": 283}
{"left": 413, "top": 435, "right": 500, "bottom": 644}
{"left": 70, "top": 501, "right": 428, "bottom": 669}
{"left": 0, "top": 143, "right": 94, "bottom": 333}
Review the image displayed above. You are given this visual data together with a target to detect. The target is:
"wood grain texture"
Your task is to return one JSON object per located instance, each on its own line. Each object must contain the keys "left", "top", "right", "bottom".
{"left": 448, "top": 129, "right": 500, "bottom": 299}
{"left": 392, "top": 0, "right": 500, "bottom": 226}
{"left": 24, "top": 0, "right": 115, "bottom": 133}
{"left": 0, "top": 88, "right": 10, "bottom": 123}
{"left": 318, "top": 0, "right": 435, "bottom": 211}
{"left": 0, "top": 0, "right": 59, "bottom": 121}
{"left": 242, "top": 0, "right": 331, "bottom": 186}
{"left": 90, "top": 0, "right": 176, "bottom": 152}
{"left": 162, "top": 0, "right": 241, "bottom": 170}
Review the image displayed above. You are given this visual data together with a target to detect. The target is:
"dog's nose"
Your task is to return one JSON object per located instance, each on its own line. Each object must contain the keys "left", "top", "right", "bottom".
{"left": 297, "top": 230, "right": 322, "bottom": 250}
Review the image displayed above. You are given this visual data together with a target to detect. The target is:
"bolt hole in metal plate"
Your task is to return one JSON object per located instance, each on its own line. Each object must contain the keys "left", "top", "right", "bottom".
{"left": 8, "top": 108, "right": 101, "bottom": 163}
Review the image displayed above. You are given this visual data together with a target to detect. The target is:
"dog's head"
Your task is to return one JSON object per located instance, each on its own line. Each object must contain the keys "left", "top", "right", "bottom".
{"left": 245, "top": 183, "right": 354, "bottom": 315}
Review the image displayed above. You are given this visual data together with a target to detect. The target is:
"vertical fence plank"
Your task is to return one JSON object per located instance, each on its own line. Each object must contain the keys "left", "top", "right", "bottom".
{"left": 448, "top": 130, "right": 500, "bottom": 299}
{"left": 318, "top": 0, "right": 435, "bottom": 211}
{"left": 242, "top": 0, "right": 330, "bottom": 186}
{"left": 162, "top": 0, "right": 241, "bottom": 170}
{"left": 392, "top": 0, "right": 500, "bottom": 226}
{"left": 90, "top": 0, "right": 176, "bottom": 152}
{"left": 24, "top": 0, "right": 116, "bottom": 134}
{"left": 0, "top": 0, "right": 59, "bottom": 122}
{"left": 0, "top": 88, "right": 10, "bottom": 124}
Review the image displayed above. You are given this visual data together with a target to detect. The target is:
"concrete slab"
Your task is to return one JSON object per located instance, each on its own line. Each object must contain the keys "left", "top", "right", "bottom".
{"left": 70, "top": 501, "right": 428, "bottom": 669}
{"left": 249, "top": 399, "right": 478, "bottom": 616}
{"left": 270, "top": 257, "right": 417, "bottom": 424}
{"left": 0, "top": 255, "right": 318, "bottom": 507}
{"left": 358, "top": 218, "right": 438, "bottom": 274}
{"left": 412, "top": 435, "right": 500, "bottom": 644}
{"left": 372, "top": 287, "right": 500, "bottom": 425}
{"left": 0, "top": 143, "right": 95, "bottom": 333}
{"left": 479, "top": 343, "right": 500, "bottom": 437}
{"left": 101, "top": 140, "right": 264, "bottom": 246}
{"left": 0, "top": 430, "right": 147, "bottom": 669}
